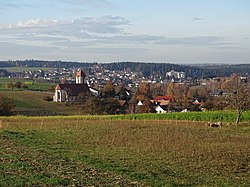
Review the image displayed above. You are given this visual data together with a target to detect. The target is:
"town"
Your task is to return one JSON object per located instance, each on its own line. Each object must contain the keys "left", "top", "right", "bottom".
{"left": 0, "top": 61, "right": 249, "bottom": 121}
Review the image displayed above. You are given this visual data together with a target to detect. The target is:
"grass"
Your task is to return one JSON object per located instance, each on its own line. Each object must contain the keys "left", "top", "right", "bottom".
{"left": 111, "top": 111, "right": 250, "bottom": 123}
{"left": 0, "top": 90, "right": 81, "bottom": 115}
{"left": 1, "top": 67, "right": 57, "bottom": 73}
{"left": 0, "top": 78, "right": 56, "bottom": 91}
{"left": 1, "top": 117, "right": 250, "bottom": 186}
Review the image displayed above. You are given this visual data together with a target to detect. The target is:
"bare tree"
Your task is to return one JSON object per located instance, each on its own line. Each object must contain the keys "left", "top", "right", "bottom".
{"left": 223, "top": 77, "right": 250, "bottom": 124}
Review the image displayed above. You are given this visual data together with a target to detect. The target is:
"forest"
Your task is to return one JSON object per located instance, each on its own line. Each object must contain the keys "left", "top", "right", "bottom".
{"left": 1, "top": 60, "right": 249, "bottom": 79}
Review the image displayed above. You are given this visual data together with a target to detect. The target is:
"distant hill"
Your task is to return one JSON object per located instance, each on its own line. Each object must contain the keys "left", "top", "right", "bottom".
{"left": 192, "top": 64, "right": 250, "bottom": 77}
{"left": 1, "top": 60, "right": 249, "bottom": 78}
{"left": 102, "top": 62, "right": 202, "bottom": 78}
{"left": 0, "top": 59, "right": 92, "bottom": 69}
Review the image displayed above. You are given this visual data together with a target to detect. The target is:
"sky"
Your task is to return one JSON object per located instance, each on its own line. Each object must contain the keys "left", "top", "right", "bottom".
{"left": 0, "top": 0, "right": 250, "bottom": 64}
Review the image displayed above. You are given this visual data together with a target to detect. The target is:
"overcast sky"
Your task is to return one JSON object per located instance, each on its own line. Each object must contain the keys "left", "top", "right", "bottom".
{"left": 0, "top": 0, "right": 250, "bottom": 64}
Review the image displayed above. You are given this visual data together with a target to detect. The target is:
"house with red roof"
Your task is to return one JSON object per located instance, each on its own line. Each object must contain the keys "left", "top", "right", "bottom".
{"left": 154, "top": 96, "right": 175, "bottom": 113}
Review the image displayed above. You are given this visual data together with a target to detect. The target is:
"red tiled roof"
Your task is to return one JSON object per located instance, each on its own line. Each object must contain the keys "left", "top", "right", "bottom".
{"left": 155, "top": 96, "right": 174, "bottom": 102}
{"left": 158, "top": 100, "right": 170, "bottom": 106}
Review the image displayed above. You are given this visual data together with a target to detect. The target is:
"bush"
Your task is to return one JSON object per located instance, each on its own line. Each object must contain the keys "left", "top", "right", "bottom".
{"left": 0, "top": 95, "right": 15, "bottom": 116}
{"left": 81, "top": 97, "right": 121, "bottom": 115}
{"left": 22, "top": 84, "right": 29, "bottom": 89}
{"left": 43, "top": 95, "right": 53, "bottom": 102}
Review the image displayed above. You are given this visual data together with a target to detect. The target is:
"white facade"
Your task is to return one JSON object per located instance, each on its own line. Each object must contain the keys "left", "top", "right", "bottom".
{"left": 137, "top": 100, "right": 143, "bottom": 106}
{"left": 166, "top": 70, "right": 185, "bottom": 79}
{"left": 54, "top": 89, "right": 67, "bottom": 102}
{"left": 155, "top": 106, "right": 167, "bottom": 113}
{"left": 76, "top": 76, "right": 84, "bottom": 84}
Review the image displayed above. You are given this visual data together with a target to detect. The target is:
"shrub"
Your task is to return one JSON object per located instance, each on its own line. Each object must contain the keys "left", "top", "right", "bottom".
{"left": 22, "top": 84, "right": 29, "bottom": 89}
{"left": 0, "top": 95, "right": 15, "bottom": 116}
{"left": 81, "top": 97, "right": 121, "bottom": 115}
{"left": 43, "top": 95, "right": 53, "bottom": 102}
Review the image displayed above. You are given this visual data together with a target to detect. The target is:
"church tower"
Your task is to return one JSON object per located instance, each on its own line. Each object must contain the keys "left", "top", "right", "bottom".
{"left": 76, "top": 69, "right": 85, "bottom": 84}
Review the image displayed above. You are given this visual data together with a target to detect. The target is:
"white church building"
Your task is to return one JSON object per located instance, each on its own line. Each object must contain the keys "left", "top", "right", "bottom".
{"left": 53, "top": 69, "right": 94, "bottom": 102}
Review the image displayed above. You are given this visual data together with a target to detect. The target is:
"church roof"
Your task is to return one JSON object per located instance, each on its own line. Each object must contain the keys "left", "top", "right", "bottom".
{"left": 57, "top": 83, "right": 90, "bottom": 96}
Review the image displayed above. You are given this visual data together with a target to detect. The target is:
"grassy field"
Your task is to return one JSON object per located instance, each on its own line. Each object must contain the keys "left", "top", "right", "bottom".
{"left": 111, "top": 111, "right": 250, "bottom": 123}
{"left": 0, "top": 90, "right": 81, "bottom": 115}
{"left": 2, "top": 67, "right": 57, "bottom": 73}
{"left": 0, "top": 78, "right": 56, "bottom": 91}
{"left": 1, "top": 117, "right": 250, "bottom": 186}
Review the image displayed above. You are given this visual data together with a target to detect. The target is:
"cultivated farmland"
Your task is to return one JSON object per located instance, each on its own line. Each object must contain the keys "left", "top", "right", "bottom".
{"left": 1, "top": 117, "right": 249, "bottom": 186}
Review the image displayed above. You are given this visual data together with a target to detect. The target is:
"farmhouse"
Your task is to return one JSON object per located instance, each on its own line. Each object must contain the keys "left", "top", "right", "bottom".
{"left": 155, "top": 105, "right": 168, "bottom": 113}
{"left": 154, "top": 96, "right": 175, "bottom": 113}
{"left": 53, "top": 69, "right": 92, "bottom": 102}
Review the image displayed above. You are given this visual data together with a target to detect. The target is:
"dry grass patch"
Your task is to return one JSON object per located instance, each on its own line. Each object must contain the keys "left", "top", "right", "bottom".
{"left": 1, "top": 117, "right": 250, "bottom": 186}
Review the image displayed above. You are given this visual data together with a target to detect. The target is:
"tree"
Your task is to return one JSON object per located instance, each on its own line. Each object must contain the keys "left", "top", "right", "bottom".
{"left": 81, "top": 97, "right": 121, "bottom": 115}
{"left": 103, "top": 80, "right": 115, "bottom": 98}
{"left": 21, "top": 84, "right": 29, "bottom": 90}
{"left": 127, "top": 95, "right": 137, "bottom": 114}
{"left": 48, "top": 85, "right": 55, "bottom": 92}
{"left": 81, "top": 97, "right": 102, "bottom": 115}
{"left": 223, "top": 78, "right": 250, "bottom": 124}
{"left": 138, "top": 82, "right": 151, "bottom": 96}
{"left": 139, "top": 99, "right": 155, "bottom": 113}
{"left": 14, "top": 81, "right": 22, "bottom": 89}
{"left": 117, "top": 88, "right": 129, "bottom": 100}
{"left": 102, "top": 98, "right": 121, "bottom": 114}
{"left": 6, "top": 82, "right": 14, "bottom": 90}
{"left": 150, "top": 83, "right": 164, "bottom": 97}
{"left": 0, "top": 95, "right": 15, "bottom": 116}
{"left": 165, "top": 82, "right": 174, "bottom": 97}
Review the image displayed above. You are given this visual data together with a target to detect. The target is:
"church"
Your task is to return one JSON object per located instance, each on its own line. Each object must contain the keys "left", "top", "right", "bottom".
{"left": 53, "top": 69, "right": 94, "bottom": 102}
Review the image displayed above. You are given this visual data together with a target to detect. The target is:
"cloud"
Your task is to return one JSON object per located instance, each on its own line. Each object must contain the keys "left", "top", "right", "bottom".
{"left": 72, "top": 16, "right": 129, "bottom": 33}
{"left": 155, "top": 36, "right": 232, "bottom": 46}
{"left": 0, "top": 15, "right": 234, "bottom": 60}
{"left": 15, "top": 19, "right": 62, "bottom": 28}
{"left": 192, "top": 17, "right": 203, "bottom": 21}
{"left": 60, "top": 0, "right": 112, "bottom": 8}
{"left": 96, "top": 34, "right": 165, "bottom": 44}
{"left": 0, "top": 16, "right": 128, "bottom": 34}
{"left": 0, "top": 1, "right": 36, "bottom": 10}
{"left": 0, "top": 16, "right": 130, "bottom": 50}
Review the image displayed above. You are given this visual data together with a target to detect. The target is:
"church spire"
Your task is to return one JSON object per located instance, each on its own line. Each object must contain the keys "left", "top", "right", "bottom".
{"left": 76, "top": 69, "right": 85, "bottom": 84}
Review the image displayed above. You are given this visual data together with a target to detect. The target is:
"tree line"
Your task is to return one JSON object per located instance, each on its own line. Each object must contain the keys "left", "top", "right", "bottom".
{"left": 1, "top": 60, "right": 249, "bottom": 79}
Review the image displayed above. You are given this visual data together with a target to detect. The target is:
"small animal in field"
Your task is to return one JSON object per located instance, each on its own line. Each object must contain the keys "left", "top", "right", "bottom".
{"left": 206, "top": 121, "right": 222, "bottom": 128}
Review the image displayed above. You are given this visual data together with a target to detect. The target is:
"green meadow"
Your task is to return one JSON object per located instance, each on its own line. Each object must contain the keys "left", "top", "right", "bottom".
{"left": 2, "top": 67, "right": 56, "bottom": 73}
{"left": 1, "top": 117, "right": 250, "bottom": 186}
{"left": 0, "top": 90, "right": 82, "bottom": 116}
{"left": 0, "top": 87, "right": 250, "bottom": 186}
{"left": 0, "top": 78, "right": 56, "bottom": 92}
